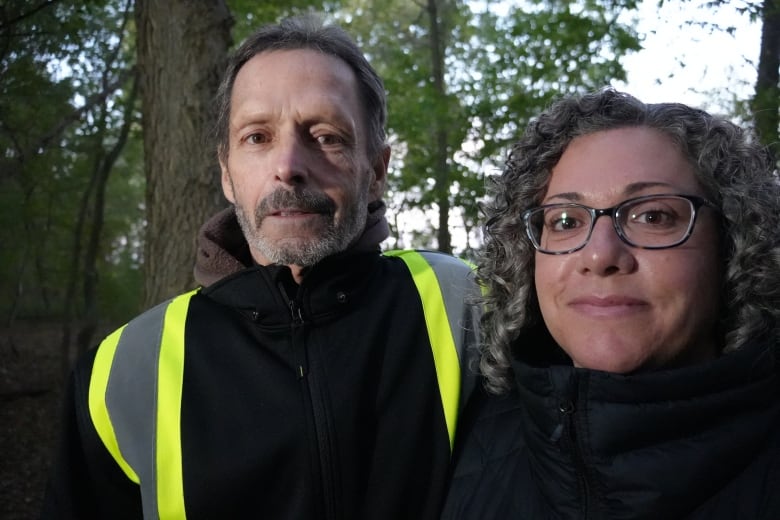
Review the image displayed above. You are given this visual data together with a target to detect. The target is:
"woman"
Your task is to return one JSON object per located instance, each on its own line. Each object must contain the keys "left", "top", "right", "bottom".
{"left": 442, "top": 88, "right": 780, "bottom": 519}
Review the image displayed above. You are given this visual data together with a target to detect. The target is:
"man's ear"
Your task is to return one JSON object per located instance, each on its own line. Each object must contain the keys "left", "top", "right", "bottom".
{"left": 369, "top": 145, "right": 390, "bottom": 200}
{"left": 220, "top": 156, "right": 235, "bottom": 204}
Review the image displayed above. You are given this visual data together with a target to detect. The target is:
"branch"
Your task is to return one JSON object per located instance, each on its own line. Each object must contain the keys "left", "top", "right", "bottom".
{"left": 0, "top": 66, "right": 136, "bottom": 184}
{"left": 0, "top": 0, "right": 62, "bottom": 32}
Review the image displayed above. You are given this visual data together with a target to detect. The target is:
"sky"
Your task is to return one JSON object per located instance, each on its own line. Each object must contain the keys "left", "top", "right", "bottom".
{"left": 394, "top": 0, "right": 765, "bottom": 252}
{"left": 615, "top": 0, "right": 762, "bottom": 113}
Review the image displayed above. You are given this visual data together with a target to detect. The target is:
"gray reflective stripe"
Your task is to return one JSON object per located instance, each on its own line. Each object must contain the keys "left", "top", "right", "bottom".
{"left": 414, "top": 251, "right": 481, "bottom": 367}
{"left": 384, "top": 249, "right": 481, "bottom": 447}
{"left": 105, "top": 298, "right": 171, "bottom": 519}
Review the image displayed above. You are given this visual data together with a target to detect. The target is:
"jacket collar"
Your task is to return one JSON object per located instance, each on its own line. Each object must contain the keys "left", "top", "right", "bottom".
{"left": 193, "top": 200, "right": 390, "bottom": 288}
{"left": 511, "top": 335, "right": 780, "bottom": 518}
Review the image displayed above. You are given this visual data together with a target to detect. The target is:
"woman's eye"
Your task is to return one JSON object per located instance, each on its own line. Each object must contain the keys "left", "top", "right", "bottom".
{"left": 631, "top": 209, "right": 677, "bottom": 227}
{"left": 546, "top": 212, "right": 583, "bottom": 232}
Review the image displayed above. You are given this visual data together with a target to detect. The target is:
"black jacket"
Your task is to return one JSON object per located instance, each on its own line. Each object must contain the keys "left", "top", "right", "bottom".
{"left": 43, "top": 207, "right": 477, "bottom": 519}
{"left": 442, "top": 334, "right": 780, "bottom": 519}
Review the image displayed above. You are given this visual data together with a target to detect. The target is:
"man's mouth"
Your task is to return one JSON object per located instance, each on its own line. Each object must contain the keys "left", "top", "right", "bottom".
{"left": 273, "top": 209, "right": 316, "bottom": 217}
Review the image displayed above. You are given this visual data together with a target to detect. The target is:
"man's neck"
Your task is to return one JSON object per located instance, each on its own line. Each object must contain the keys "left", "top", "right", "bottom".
{"left": 288, "top": 265, "right": 306, "bottom": 284}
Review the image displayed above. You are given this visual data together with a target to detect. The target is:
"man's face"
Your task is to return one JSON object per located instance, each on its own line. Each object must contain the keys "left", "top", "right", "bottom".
{"left": 220, "top": 49, "right": 387, "bottom": 269}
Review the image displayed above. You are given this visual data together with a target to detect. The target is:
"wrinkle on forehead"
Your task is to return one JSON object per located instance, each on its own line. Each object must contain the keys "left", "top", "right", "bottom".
{"left": 229, "top": 49, "right": 363, "bottom": 136}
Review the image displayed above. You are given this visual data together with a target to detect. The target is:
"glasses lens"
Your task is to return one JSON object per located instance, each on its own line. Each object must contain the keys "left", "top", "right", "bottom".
{"left": 618, "top": 196, "right": 695, "bottom": 248}
{"left": 527, "top": 204, "right": 592, "bottom": 253}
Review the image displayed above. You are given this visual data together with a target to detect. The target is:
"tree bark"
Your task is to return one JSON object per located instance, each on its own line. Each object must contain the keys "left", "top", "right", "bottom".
{"left": 135, "top": 0, "right": 233, "bottom": 307}
{"left": 753, "top": 0, "right": 780, "bottom": 157}
{"left": 427, "top": 0, "right": 453, "bottom": 254}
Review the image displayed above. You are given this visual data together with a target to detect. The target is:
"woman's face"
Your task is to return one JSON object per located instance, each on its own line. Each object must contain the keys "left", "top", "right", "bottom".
{"left": 534, "top": 127, "right": 722, "bottom": 373}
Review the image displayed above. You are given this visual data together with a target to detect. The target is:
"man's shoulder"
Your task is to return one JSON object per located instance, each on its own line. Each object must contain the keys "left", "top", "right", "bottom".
{"left": 383, "top": 248, "right": 473, "bottom": 263}
{"left": 91, "top": 288, "right": 202, "bottom": 357}
{"left": 124, "top": 288, "right": 202, "bottom": 327}
{"left": 382, "top": 248, "right": 476, "bottom": 276}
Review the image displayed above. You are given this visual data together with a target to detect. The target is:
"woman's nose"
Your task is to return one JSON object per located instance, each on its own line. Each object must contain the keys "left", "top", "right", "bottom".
{"left": 576, "top": 216, "right": 636, "bottom": 275}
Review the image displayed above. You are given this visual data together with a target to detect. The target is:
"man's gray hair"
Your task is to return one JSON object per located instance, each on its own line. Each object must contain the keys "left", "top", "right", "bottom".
{"left": 213, "top": 14, "right": 387, "bottom": 163}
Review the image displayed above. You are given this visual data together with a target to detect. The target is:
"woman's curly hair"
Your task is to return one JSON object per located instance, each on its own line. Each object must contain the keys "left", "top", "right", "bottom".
{"left": 478, "top": 87, "right": 780, "bottom": 394}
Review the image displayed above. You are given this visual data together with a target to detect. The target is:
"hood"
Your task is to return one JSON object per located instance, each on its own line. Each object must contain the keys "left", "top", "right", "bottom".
{"left": 193, "top": 200, "right": 390, "bottom": 287}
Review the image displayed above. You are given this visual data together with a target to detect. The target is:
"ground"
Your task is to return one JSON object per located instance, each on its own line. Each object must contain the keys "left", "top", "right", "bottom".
{"left": 1, "top": 322, "right": 68, "bottom": 520}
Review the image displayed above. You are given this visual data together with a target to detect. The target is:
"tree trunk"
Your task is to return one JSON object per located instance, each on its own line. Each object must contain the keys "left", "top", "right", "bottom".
{"left": 60, "top": 2, "right": 136, "bottom": 377}
{"left": 753, "top": 0, "right": 780, "bottom": 157}
{"left": 427, "top": 0, "right": 453, "bottom": 254}
{"left": 135, "top": 0, "right": 233, "bottom": 307}
{"left": 59, "top": 127, "right": 101, "bottom": 378}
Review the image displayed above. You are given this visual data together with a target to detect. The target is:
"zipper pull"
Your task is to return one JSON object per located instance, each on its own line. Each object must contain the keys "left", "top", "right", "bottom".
{"left": 550, "top": 400, "right": 574, "bottom": 443}
{"left": 287, "top": 300, "right": 304, "bottom": 376}
{"left": 277, "top": 280, "right": 304, "bottom": 325}
{"left": 276, "top": 281, "right": 306, "bottom": 378}
{"left": 289, "top": 300, "right": 303, "bottom": 324}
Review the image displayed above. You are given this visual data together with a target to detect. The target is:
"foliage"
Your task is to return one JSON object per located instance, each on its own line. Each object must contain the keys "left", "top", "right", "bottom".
{"left": 656, "top": 0, "right": 779, "bottom": 153}
{"left": 339, "top": 0, "right": 642, "bottom": 254}
{"left": 3, "top": 0, "right": 774, "bottom": 326}
{"left": 752, "top": 0, "right": 779, "bottom": 155}
{"left": 228, "top": 0, "right": 344, "bottom": 44}
{"left": 0, "top": 0, "right": 140, "bottom": 324}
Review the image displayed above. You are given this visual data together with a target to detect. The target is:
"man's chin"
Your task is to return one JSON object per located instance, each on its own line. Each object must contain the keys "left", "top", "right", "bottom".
{"left": 253, "top": 236, "right": 341, "bottom": 267}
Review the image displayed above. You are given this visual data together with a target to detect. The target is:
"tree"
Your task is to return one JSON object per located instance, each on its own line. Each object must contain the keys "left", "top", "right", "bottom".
{"left": 1, "top": 1, "right": 139, "bottom": 324}
{"left": 59, "top": 0, "right": 139, "bottom": 367}
{"left": 135, "top": 0, "right": 233, "bottom": 307}
{"left": 659, "top": 0, "right": 779, "bottom": 155}
{"left": 1, "top": 2, "right": 88, "bottom": 323}
{"left": 752, "top": 0, "right": 780, "bottom": 155}
{"left": 341, "top": 0, "right": 641, "bottom": 254}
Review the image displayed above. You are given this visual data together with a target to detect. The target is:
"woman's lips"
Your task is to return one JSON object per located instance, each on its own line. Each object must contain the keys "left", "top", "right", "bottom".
{"left": 568, "top": 295, "right": 649, "bottom": 317}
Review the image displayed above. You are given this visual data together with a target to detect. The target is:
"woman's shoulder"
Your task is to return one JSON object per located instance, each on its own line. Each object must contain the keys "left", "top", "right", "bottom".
{"left": 453, "top": 382, "right": 525, "bottom": 468}
{"left": 442, "top": 383, "right": 531, "bottom": 519}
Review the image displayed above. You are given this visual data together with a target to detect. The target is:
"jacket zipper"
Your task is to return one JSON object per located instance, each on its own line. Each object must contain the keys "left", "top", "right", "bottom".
{"left": 559, "top": 398, "right": 592, "bottom": 518}
{"left": 285, "top": 292, "right": 338, "bottom": 520}
{"left": 288, "top": 299, "right": 305, "bottom": 377}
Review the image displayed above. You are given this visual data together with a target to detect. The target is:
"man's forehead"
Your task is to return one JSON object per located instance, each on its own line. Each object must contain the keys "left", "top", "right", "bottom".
{"left": 234, "top": 48, "right": 357, "bottom": 90}
{"left": 229, "top": 49, "right": 364, "bottom": 128}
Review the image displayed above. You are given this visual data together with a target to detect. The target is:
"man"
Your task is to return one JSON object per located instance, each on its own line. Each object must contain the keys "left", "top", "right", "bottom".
{"left": 42, "top": 15, "right": 480, "bottom": 520}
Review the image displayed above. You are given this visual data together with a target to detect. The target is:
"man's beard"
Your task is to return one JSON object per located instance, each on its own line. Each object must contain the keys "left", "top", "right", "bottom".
{"left": 233, "top": 186, "right": 368, "bottom": 268}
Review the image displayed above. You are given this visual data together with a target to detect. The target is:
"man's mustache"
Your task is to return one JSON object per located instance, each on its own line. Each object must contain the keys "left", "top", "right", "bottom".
{"left": 255, "top": 188, "right": 336, "bottom": 223}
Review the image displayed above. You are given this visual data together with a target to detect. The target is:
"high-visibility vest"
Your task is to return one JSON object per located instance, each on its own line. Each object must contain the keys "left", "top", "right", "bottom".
{"left": 88, "top": 250, "right": 479, "bottom": 519}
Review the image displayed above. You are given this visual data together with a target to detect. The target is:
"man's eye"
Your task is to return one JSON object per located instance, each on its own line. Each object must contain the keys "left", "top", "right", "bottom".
{"left": 315, "top": 134, "right": 344, "bottom": 146}
{"left": 246, "top": 133, "right": 268, "bottom": 144}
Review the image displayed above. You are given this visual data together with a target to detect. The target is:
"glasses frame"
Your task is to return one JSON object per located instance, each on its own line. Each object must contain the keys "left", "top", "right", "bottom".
{"left": 523, "top": 194, "right": 716, "bottom": 255}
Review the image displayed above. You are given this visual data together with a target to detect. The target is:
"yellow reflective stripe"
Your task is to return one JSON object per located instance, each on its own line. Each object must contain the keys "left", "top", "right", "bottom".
{"left": 386, "top": 250, "right": 460, "bottom": 450}
{"left": 156, "top": 290, "right": 195, "bottom": 519}
{"left": 88, "top": 324, "right": 140, "bottom": 483}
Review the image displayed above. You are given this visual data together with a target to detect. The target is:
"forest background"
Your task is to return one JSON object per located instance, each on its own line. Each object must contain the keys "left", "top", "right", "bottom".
{"left": 1, "top": 0, "right": 778, "bottom": 518}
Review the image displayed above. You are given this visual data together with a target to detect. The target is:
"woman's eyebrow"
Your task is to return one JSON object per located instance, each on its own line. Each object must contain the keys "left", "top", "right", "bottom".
{"left": 544, "top": 182, "right": 678, "bottom": 203}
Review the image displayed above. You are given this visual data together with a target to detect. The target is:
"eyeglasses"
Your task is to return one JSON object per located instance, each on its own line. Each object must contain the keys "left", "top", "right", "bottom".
{"left": 523, "top": 194, "right": 716, "bottom": 255}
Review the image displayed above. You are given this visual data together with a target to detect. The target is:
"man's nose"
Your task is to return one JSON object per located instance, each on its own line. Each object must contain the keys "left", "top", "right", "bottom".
{"left": 273, "top": 132, "right": 310, "bottom": 185}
